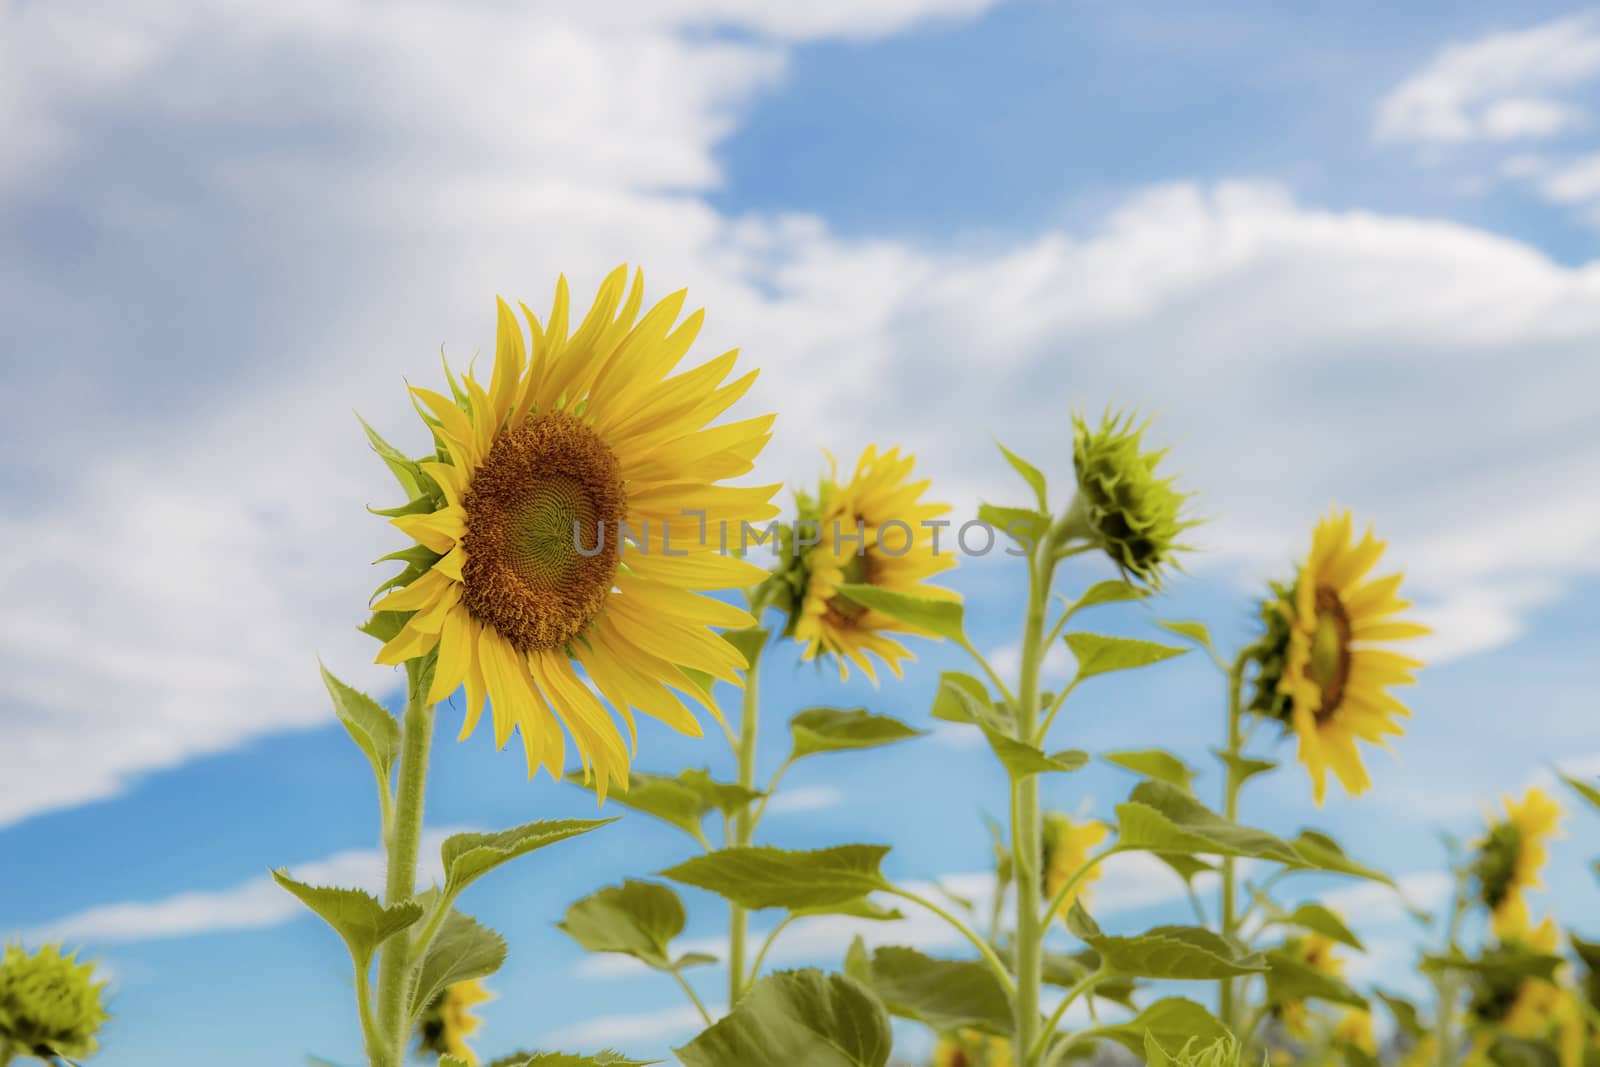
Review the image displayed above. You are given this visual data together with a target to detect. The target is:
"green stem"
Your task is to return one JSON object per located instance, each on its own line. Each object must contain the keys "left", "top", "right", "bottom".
{"left": 1218, "top": 650, "right": 1248, "bottom": 1041}
{"left": 672, "top": 967, "right": 715, "bottom": 1028}
{"left": 747, "top": 913, "right": 798, "bottom": 984}
{"left": 886, "top": 887, "right": 1016, "bottom": 996}
{"left": 727, "top": 632, "right": 767, "bottom": 1010}
{"left": 1011, "top": 549, "right": 1054, "bottom": 1066}
{"left": 1434, "top": 866, "right": 1470, "bottom": 1067}
{"left": 1031, "top": 966, "right": 1107, "bottom": 1060}
{"left": 957, "top": 634, "right": 1019, "bottom": 711}
{"left": 1039, "top": 846, "right": 1117, "bottom": 927}
{"left": 373, "top": 664, "right": 435, "bottom": 1067}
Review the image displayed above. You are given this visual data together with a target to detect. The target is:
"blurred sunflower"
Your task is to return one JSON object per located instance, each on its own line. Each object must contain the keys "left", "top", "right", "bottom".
{"left": 417, "top": 978, "right": 493, "bottom": 1064}
{"left": 1333, "top": 1007, "right": 1377, "bottom": 1055}
{"left": 790, "top": 446, "right": 957, "bottom": 680}
{"left": 1275, "top": 510, "right": 1429, "bottom": 804}
{"left": 1278, "top": 933, "right": 1346, "bottom": 1041}
{"left": 373, "top": 268, "right": 778, "bottom": 798}
{"left": 1494, "top": 916, "right": 1583, "bottom": 1067}
{"left": 1475, "top": 788, "right": 1563, "bottom": 939}
{"left": 933, "top": 1030, "right": 1013, "bottom": 1067}
{"left": 1041, "top": 812, "right": 1109, "bottom": 922}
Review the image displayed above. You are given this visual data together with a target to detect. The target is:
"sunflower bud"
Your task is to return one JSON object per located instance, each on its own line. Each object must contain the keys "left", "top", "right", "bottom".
{"left": 1244, "top": 579, "right": 1297, "bottom": 727}
{"left": 0, "top": 943, "right": 110, "bottom": 1061}
{"left": 1066, "top": 411, "right": 1194, "bottom": 587}
{"left": 1143, "top": 1035, "right": 1254, "bottom": 1066}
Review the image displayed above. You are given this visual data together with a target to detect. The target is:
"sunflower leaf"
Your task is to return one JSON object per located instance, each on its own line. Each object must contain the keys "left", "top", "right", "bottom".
{"left": 1156, "top": 619, "right": 1216, "bottom": 654}
{"left": 675, "top": 969, "right": 892, "bottom": 1067}
{"left": 1070, "top": 580, "right": 1147, "bottom": 616}
{"left": 1263, "top": 947, "right": 1368, "bottom": 1008}
{"left": 1113, "top": 780, "right": 1303, "bottom": 863}
{"left": 1287, "top": 829, "right": 1394, "bottom": 885}
{"left": 1270, "top": 903, "right": 1365, "bottom": 951}
{"left": 1076, "top": 997, "right": 1229, "bottom": 1055}
{"left": 1067, "top": 902, "right": 1268, "bottom": 979}
{"left": 1065, "top": 633, "right": 1189, "bottom": 681}
{"left": 441, "top": 818, "right": 616, "bottom": 896}
{"left": 788, "top": 707, "right": 924, "bottom": 761}
{"left": 984, "top": 733, "right": 1089, "bottom": 779}
{"left": 558, "top": 881, "right": 687, "bottom": 972}
{"left": 677, "top": 769, "right": 765, "bottom": 817}
{"left": 1559, "top": 773, "right": 1600, "bottom": 815}
{"left": 357, "top": 413, "right": 427, "bottom": 498}
{"left": 270, "top": 871, "right": 422, "bottom": 972}
{"left": 930, "top": 672, "right": 1007, "bottom": 730}
{"left": 721, "top": 628, "right": 770, "bottom": 673}
{"left": 318, "top": 664, "right": 401, "bottom": 785}
{"left": 978, "top": 503, "right": 1048, "bottom": 551}
{"left": 848, "top": 944, "right": 1012, "bottom": 1036}
{"left": 833, "top": 583, "right": 965, "bottom": 641}
{"left": 1103, "top": 749, "right": 1197, "bottom": 792}
{"left": 408, "top": 909, "right": 507, "bottom": 1017}
{"left": 995, "top": 440, "right": 1049, "bottom": 511}
{"left": 1213, "top": 749, "right": 1279, "bottom": 786}
{"left": 662, "top": 845, "right": 890, "bottom": 910}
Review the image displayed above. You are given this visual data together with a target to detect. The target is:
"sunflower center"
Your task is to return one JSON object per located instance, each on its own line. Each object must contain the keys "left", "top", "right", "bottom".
{"left": 460, "top": 411, "right": 625, "bottom": 652}
{"left": 1308, "top": 585, "right": 1353, "bottom": 720}
{"left": 825, "top": 533, "right": 873, "bottom": 625}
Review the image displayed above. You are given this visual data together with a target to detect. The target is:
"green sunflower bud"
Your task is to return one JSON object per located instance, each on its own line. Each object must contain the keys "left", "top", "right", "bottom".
{"left": 0, "top": 943, "right": 110, "bottom": 1061}
{"left": 1245, "top": 578, "right": 1298, "bottom": 726}
{"left": 1144, "top": 1035, "right": 1256, "bottom": 1067}
{"left": 1067, "top": 410, "right": 1195, "bottom": 587}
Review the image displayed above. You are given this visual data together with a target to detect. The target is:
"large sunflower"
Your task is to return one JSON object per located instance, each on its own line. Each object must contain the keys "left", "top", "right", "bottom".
{"left": 791, "top": 446, "right": 957, "bottom": 680}
{"left": 1278, "top": 510, "right": 1429, "bottom": 804}
{"left": 373, "top": 268, "right": 778, "bottom": 798}
{"left": 417, "top": 978, "right": 494, "bottom": 1064}
{"left": 1476, "top": 788, "right": 1563, "bottom": 939}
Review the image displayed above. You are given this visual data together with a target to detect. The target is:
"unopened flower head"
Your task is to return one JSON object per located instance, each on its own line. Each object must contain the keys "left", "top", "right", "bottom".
{"left": 1068, "top": 410, "right": 1195, "bottom": 587}
{"left": 1475, "top": 788, "right": 1562, "bottom": 939}
{"left": 788, "top": 446, "right": 959, "bottom": 681}
{"left": 416, "top": 978, "right": 493, "bottom": 1065}
{"left": 368, "top": 267, "right": 778, "bottom": 799}
{"left": 1274, "top": 510, "right": 1430, "bottom": 805}
{"left": 0, "top": 942, "right": 110, "bottom": 1061}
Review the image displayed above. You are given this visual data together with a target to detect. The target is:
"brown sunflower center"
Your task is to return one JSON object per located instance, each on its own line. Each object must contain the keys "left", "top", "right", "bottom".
{"left": 460, "top": 411, "right": 625, "bottom": 652}
{"left": 1308, "top": 585, "right": 1353, "bottom": 720}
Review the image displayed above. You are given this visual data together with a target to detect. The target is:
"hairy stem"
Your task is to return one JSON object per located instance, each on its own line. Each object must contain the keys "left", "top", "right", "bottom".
{"left": 1218, "top": 650, "right": 1248, "bottom": 1040}
{"left": 1012, "top": 551, "right": 1054, "bottom": 1065}
{"left": 727, "top": 631, "right": 767, "bottom": 1010}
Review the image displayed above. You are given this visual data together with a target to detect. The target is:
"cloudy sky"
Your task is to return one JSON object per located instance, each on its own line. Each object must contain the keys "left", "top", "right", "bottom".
{"left": 3, "top": 0, "right": 1600, "bottom": 1063}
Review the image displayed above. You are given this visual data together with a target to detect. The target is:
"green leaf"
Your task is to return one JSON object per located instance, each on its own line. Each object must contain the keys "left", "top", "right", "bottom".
{"left": 558, "top": 881, "right": 687, "bottom": 972}
{"left": 995, "top": 440, "right": 1049, "bottom": 510}
{"left": 1084, "top": 997, "right": 1229, "bottom": 1055}
{"left": 409, "top": 909, "right": 507, "bottom": 1017}
{"left": 1560, "top": 773, "right": 1600, "bottom": 814}
{"left": 1156, "top": 853, "right": 1217, "bottom": 883}
{"left": 1272, "top": 903, "right": 1364, "bottom": 950}
{"left": 788, "top": 707, "right": 924, "bottom": 761}
{"left": 930, "top": 671, "right": 1005, "bottom": 729}
{"left": 441, "top": 818, "right": 615, "bottom": 896}
{"left": 1288, "top": 830, "right": 1394, "bottom": 885}
{"left": 833, "top": 583, "right": 965, "bottom": 641}
{"left": 568, "top": 772, "right": 710, "bottom": 840}
{"left": 270, "top": 871, "right": 422, "bottom": 970}
{"left": 790, "top": 898, "right": 904, "bottom": 922}
{"left": 1264, "top": 947, "right": 1368, "bottom": 1009}
{"left": 1213, "top": 749, "right": 1279, "bottom": 787}
{"left": 979, "top": 503, "right": 1048, "bottom": 550}
{"left": 1104, "top": 749, "right": 1197, "bottom": 792}
{"left": 1064, "top": 633, "right": 1188, "bottom": 681}
{"left": 675, "top": 969, "right": 891, "bottom": 1067}
{"left": 1066, "top": 902, "right": 1267, "bottom": 979}
{"left": 1420, "top": 948, "right": 1564, "bottom": 983}
{"left": 677, "top": 768, "right": 764, "bottom": 817}
{"left": 1156, "top": 619, "right": 1216, "bottom": 654}
{"left": 1114, "top": 780, "right": 1303, "bottom": 863}
{"left": 358, "top": 413, "right": 426, "bottom": 497}
{"left": 721, "top": 628, "right": 770, "bottom": 672}
{"left": 985, "top": 733, "right": 1089, "bottom": 779}
{"left": 850, "top": 945, "right": 1012, "bottom": 1035}
{"left": 319, "top": 664, "right": 401, "bottom": 783}
{"left": 662, "top": 845, "right": 890, "bottom": 911}
{"left": 487, "top": 1054, "right": 659, "bottom": 1067}
{"left": 1375, "top": 989, "right": 1425, "bottom": 1040}
{"left": 1070, "top": 580, "right": 1146, "bottom": 616}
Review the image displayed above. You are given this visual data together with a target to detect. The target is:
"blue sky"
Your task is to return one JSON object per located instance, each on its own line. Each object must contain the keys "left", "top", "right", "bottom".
{"left": 4, "top": 1, "right": 1600, "bottom": 1064}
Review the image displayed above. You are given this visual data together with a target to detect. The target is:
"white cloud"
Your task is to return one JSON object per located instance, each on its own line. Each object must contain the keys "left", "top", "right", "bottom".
{"left": 543, "top": 1004, "right": 708, "bottom": 1048}
{"left": 1376, "top": 14, "right": 1600, "bottom": 143}
{"left": 1320, "top": 871, "right": 1452, "bottom": 929}
{"left": 765, "top": 785, "right": 846, "bottom": 814}
{"left": 18, "top": 830, "right": 461, "bottom": 945}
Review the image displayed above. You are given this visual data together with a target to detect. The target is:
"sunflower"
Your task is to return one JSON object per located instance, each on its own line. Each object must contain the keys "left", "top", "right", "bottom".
{"left": 1278, "top": 933, "right": 1345, "bottom": 1041}
{"left": 1475, "top": 788, "right": 1563, "bottom": 939}
{"left": 417, "top": 978, "right": 494, "bottom": 1064}
{"left": 1333, "top": 1008, "right": 1377, "bottom": 1055}
{"left": 372, "top": 268, "right": 778, "bottom": 798}
{"left": 933, "top": 1031, "right": 1013, "bottom": 1067}
{"left": 1276, "top": 510, "right": 1429, "bottom": 804}
{"left": 790, "top": 446, "right": 957, "bottom": 680}
{"left": 1494, "top": 915, "right": 1584, "bottom": 1067}
{"left": 1041, "top": 812, "right": 1109, "bottom": 922}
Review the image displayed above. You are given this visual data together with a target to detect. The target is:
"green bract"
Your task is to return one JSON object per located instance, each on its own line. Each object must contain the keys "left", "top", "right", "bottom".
{"left": 1067, "top": 410, "right": 1195, "bottom": 586}
{"left": 1244, "top": 579, "right": 1297, "bottom": 726}
{"left": 0, "top": 943, "right": 110, "bottom": 1061}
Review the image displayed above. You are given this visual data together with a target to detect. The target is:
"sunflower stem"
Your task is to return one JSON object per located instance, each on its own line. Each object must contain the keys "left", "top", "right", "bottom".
{"left": 728, "top": 631, "right": 767, "bottom": 1008}
{"left": 1011, "top": 545, "right": 1056, "bottom": 1066}
{"left": 1218, "top": 647, "right": 1249, "bottom": 1041}
{"left": 373, "top": 660, "right": 436, "bottom": 1067}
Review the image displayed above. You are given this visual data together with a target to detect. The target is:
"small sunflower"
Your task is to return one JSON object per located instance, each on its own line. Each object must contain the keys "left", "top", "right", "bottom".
{"left": 372, "top": 268, "right": 778, "bottom": 798}
{"left": 0, "top": 942, "right": 110, "bottom": 1061}
{"left": 1333, "top": 1008, "right": 1377, "bottom": 1055}
{"left": 790, "top": 446, "right": 957, "bottom": 680}
{"left": 1278, "top": 933, "right": 1346, "bottom": 1041}
{"left": 1475, "top": 788, "right": 1563, "bottom": 939}
{"left": 1277, "top": 510, "right": 1429, "bottom": 804}
{"left": 417, "top": 978, "right": 494, "bottom": 1064}
{"left": 933, "top": 1031, "right": 1013, "bottom": 1067}
{"left": 1041, "top": 812, "right": 1109, "bottom": 922}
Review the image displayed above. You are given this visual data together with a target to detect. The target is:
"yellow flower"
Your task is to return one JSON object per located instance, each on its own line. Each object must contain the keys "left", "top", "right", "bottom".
{"left": 417, "top": 979, "right": 494, "bottom": 1064}
{"left": 1278, "top": 933, "right": 1346, "bottom": 1041}
{"left": 1334, "top": 1008, "right": 1377, "bottom": 1054}
{"left": 1278, "top": 510, "right": 1429, "bottom": 804}
{"left": 933, "top": 1031, "right": 1012, "bottom": 1067}
{"left": 373, "top": 268, "right": 779, "bottom": 798}
{"left": 1476, "top": 788, "right": 1563, "bottom": 939}
{"left": 791, "top": 446, "right": 957, "bottom": 680}
{"left": 1041, "top": 813, "right": 1109, "bottom": 922}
